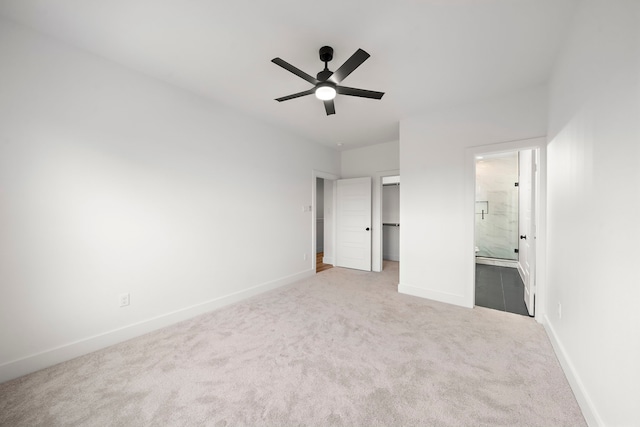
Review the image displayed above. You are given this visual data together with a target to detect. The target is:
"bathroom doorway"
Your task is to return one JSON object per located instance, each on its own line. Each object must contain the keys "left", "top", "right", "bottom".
{"left": 474, "top": 148, "right": 538, "bottom": 317}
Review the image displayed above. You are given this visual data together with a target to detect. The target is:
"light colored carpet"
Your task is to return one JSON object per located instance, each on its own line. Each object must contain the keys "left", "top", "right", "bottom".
{"left": 0, "top": 261, "right": 585, "bottom": 426}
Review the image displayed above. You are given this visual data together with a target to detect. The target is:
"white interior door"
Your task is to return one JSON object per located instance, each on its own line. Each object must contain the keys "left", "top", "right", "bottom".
{"left": 518, "top": 150, "right": 536, "bottom": 316}
{"left": 336, "top": 177, "right": 372, "bottom": 271}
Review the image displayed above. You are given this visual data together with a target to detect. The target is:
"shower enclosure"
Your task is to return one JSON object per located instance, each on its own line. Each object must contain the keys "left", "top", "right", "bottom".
{"left": 475, "top": 152, "right": 519, "bottom": 260}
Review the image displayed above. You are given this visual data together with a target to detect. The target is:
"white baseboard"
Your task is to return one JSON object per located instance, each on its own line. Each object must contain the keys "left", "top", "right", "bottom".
{"left": 0, "top": 269, "right": 314, "bottom": 384}
{"left": 517, "top": 262, "right": 526, "bottom": 283}
{"left": 543, "top": 315, "right": 602, "bottom": 427}
{"left": 475, "top": 257, "right": 518, "bottom": 268}
{"left": 398, "top": 283, "right": 472, "bottom": 308}
{"left": 322, "top": 256, "right": 334, "bottom": 265}
{"left": 383, "top": 254, "right": 400, "bottom": 262}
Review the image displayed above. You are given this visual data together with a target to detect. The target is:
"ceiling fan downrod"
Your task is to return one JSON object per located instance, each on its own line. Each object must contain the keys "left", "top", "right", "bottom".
{"left": 317, "top": 46, "right": 334, "bottom": 81}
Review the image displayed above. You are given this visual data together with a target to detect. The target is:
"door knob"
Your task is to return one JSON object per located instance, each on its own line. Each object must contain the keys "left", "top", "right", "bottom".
{"left": 520, "top": 235, "right": 527, "bottom": 240}
{"left": 366, "top": 227, "right": 370, "bottom": 231}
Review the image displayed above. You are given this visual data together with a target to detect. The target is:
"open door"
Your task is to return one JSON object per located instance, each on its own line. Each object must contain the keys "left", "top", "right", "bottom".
{"left": 518, "top": 149, "right": 536, "bottom": 316}
{"left": 336, "top": 177, "right": 372, "bottom": 271}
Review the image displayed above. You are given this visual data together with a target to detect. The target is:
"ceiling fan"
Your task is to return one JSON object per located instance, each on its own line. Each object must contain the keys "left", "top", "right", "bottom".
{"left": 272, "top": 46, "right": 384, "bottom": 116}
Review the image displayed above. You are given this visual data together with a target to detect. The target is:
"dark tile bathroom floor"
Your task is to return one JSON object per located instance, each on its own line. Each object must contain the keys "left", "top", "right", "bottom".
{"left": 475, "top": 264, "right": 531, "bottom": 316}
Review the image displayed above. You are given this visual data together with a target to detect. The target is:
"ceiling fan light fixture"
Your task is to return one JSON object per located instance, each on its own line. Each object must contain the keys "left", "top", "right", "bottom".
{"left": 315, "top": 84, "right": 336, "bottom": 101}
{"left": 272, "top": 47, "right": 384, "bottom": 115}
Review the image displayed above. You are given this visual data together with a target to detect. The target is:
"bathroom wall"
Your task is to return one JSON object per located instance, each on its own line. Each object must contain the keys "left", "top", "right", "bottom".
{"left": 475, "top": 152, "right": 519, "bottom": 260}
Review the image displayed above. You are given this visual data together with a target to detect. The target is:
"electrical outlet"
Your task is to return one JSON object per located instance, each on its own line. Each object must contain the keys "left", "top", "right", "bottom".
{"left": 119, "top": 293, "right": 130, "bottom": 307}
{"left": 557, "top": 302, "right": 562, "bottom": 319}
{"left": 303, "top": 253, "right": 308, "bottom": 261}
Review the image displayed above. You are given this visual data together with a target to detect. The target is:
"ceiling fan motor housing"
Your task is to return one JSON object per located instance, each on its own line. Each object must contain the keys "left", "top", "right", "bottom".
{"left": 319, "top": 46, "right": 333, "bottom": 63}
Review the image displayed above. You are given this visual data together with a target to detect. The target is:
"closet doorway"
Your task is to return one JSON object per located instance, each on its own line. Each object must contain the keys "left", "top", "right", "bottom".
{"left": 381, "top": 175, "right": 400, "bottom": 270}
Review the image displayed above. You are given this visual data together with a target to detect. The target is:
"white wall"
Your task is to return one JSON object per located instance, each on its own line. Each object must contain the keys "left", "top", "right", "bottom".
{"left": 341, "top": 140, "right": 400, "bottom": 272}
{"left": 0, "top": 18, "right": 339, "bottom": 382}
{"left": 399, "top": 85, "right": 547, "bottom": 307}
{"left": 545, "top": 1, "right": 640, "bottom": 425}
{"left": 340, "top": 141, "right": 400, "bottom": 179}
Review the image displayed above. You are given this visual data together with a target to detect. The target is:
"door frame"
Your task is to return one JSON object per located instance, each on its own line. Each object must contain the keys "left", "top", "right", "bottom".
{"left": 466, "top": 137, "right": 547, "bottom": 322}
{"left": 312, "top": 170, "right": 339, "bottom": 272}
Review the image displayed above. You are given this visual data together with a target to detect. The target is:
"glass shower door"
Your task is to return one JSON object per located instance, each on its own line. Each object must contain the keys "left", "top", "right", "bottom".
{"left": 475, "top": 153, "right": 519, "bottom": 260}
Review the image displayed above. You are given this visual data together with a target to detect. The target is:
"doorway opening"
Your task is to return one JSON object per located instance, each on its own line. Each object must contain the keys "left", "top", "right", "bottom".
{"left": 472, "top": 142, "right": 542, "bottom": 318}
{"left": 315, "top": 177, "right": 333, "bottom": 273}
{"left": 382, "top": 175, "right": 400, "bottom": 271}
{"left": 315, "top": 171, "right": 399, "bottom": 274}
{"left": 312, "top": 170, "right": 339, "bottom": 274}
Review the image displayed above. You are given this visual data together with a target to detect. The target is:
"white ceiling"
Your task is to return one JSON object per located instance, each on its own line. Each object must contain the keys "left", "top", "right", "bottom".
{"left": 0, "top": 0, "right": 580, "bottom": 150}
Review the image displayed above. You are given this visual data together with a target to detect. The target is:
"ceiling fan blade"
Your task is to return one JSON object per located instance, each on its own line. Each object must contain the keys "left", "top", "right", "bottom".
{"left": 328, "top": 49, "right": 370, "bottom": 84}
{"left": 336, "top": 86, "right": 385, "bottom": 99}
{"left": 275, "top": 88, "right": 315, "bottom": 102}
{"left": 324, "top": 99, "right": 336, "bottom": 115}
{"left": 272, "top": 58, "right": 319, "bottom": 85}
